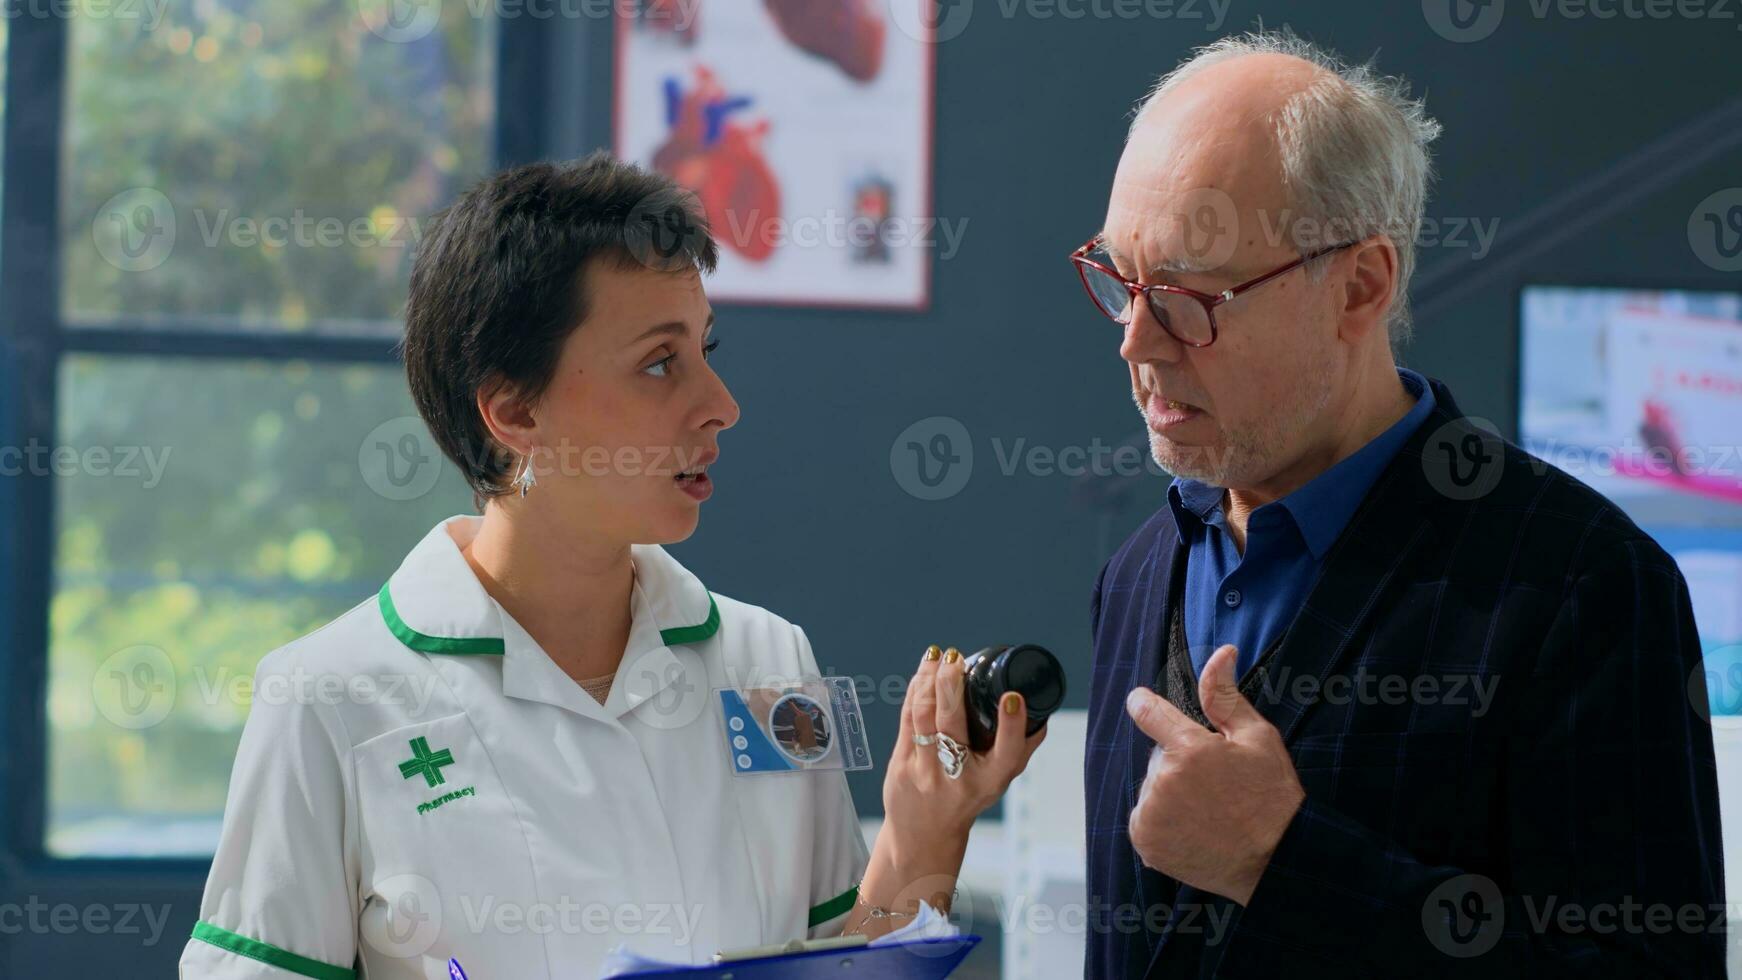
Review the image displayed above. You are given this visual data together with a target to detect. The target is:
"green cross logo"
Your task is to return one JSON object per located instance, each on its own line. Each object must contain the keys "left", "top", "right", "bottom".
{"left": 397, "top": 736, "right": 455, "bottom": 788}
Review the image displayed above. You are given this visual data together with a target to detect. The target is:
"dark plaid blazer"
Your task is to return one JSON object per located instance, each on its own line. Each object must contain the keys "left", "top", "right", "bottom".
{"left": 1083, "top": 377, "right": 1726, "bottom": 978}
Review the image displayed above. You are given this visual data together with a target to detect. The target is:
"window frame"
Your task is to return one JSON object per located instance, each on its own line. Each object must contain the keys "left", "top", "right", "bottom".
{"left": 0, "top": 10, "right": 557, "bottom": 880}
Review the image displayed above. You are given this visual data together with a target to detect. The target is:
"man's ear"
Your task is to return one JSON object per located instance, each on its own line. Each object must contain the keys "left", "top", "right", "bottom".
{"left": 1336, "top": 235, "right": 1398, "bottom": 344}
{"left": 475, "top": 377, "right": 538, "bottom": 458}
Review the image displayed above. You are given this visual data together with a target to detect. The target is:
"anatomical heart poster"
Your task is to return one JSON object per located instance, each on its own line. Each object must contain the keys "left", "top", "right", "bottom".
{"left": 615, "top": 0, "right": 936, "bottom": 309}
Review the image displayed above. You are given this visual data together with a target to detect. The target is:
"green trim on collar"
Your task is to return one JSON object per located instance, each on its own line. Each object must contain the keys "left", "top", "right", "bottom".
{"left": 808, "top": 885, "right": 859, "bottom": 928}
{"left": 659, "top": 593, "right": 721, "bottom": 647}
{"left": 378, "top": 581, "right": 505, "bottom": 655}
{"left": 190, "top": 921, "right": 355, "bottom": 980}
{"left": 378, "top": 583, "right": 719, "bottom": 655}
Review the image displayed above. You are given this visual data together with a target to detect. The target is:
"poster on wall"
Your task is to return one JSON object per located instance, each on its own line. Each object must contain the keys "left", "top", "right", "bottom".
{"left": 615, "top": 0, "right": 937, "bottom": 309}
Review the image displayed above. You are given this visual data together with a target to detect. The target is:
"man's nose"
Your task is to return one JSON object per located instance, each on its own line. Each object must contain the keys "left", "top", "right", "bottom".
{"left": 1118, "top": 298, "right": 1185, "bottom": 366}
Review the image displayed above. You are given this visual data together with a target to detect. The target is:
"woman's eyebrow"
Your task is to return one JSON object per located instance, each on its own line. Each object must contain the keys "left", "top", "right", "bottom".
{"left": 629, "top": 321, "right": 686, "bottom": 345}
{"left": 628, "top": 311, "right": 714, "bottom": 346}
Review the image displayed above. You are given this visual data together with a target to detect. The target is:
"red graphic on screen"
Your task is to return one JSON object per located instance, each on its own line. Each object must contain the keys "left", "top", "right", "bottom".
{"left": 763, "top": 0, "right": 886, "bottom": 83}
{"left": 652, "top": 67, "right": 782, "bottom": 263}
{"left": 1639, "top": 397, "right": 1692, "bottom": 477}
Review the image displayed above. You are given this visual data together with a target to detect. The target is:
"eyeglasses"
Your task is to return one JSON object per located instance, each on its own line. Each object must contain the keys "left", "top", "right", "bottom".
{"left": 1068, "top": 236, "right": 1359, "bottom": 348}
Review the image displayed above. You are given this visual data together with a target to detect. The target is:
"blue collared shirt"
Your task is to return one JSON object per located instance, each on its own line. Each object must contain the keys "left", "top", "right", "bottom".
{"left": 1167, "top": 368, "right": 1437, "bottom": 679}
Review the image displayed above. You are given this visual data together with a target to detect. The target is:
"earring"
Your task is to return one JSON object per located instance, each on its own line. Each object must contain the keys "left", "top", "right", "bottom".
{"left": 512, "top": 452, "right": 537, "bottom": 498}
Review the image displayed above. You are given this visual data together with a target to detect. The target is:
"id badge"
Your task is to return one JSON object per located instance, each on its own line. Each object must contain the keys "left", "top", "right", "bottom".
{"left": 718, "top": 677, "right": 873, "bottom": 775}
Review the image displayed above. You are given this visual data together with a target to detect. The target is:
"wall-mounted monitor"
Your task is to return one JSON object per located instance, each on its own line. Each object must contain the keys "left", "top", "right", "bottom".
{"left": 1520, "top": 285, "right": 1742, "bottom": 709}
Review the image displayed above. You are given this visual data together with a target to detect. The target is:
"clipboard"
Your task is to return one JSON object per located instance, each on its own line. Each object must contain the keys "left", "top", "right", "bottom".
{"left": 602, "top": 935, "right": 981, "bottom": 979}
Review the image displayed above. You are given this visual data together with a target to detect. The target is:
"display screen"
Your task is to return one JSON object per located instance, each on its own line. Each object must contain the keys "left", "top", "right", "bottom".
{"left": 1520, "top": 286, "right": 1742, "bottom": 711}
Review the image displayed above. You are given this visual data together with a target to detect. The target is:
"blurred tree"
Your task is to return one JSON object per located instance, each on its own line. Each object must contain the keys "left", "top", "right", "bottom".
{"left": 62, "top": 0, "right": 493, "bottom": 330}
{"left": 44, "top": 3, "right": 495, "bottom": 855}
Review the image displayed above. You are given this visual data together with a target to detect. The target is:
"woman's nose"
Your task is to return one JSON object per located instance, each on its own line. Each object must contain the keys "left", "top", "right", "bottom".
{"left": 700, "top": 362, "right": 740, "bottom": 431}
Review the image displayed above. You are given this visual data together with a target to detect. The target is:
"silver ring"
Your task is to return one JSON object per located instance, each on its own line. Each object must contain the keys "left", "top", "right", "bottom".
{"left": 934, "top": 732, "right": 967, "bottom": 780}
{"left": 913, "top": 732, "right": 936, "bottom": 746}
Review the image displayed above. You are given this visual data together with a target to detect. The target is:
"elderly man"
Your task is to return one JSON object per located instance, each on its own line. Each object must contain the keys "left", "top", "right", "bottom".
{"left": 1078, "top": 31, "right": 1725, "bottom": 977}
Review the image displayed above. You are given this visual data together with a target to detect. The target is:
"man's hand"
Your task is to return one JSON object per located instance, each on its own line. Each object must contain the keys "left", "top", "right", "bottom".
{"left": 1125, "top": 643, "right": 1306, "bottom": 906}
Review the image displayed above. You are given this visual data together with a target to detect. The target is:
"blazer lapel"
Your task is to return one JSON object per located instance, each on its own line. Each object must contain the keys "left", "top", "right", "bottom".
{"left": 1133, "top": 527, "right": 1186, "bottom": 701}
{"left": 1126, "top": 523, "right": 1186, "bottom": 929}
{"left": 1251, "top": 380, "right": 1470, "bottom": 745}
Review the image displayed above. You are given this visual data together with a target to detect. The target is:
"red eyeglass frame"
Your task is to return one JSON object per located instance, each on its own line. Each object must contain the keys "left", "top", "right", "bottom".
{"left": 1069, "top": 236, "right": 1359, "bottom": 347}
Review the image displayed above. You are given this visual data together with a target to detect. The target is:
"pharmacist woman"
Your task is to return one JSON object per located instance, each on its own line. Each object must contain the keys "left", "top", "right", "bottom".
{"left": 178, "top": 154, "right": 1046, "bottom": 979}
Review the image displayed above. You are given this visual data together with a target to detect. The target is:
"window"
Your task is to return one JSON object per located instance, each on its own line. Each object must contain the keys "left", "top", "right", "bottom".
{"left": 63, "top": 3, "right": 495, "bottom": 332}
{"left": 47, "top": 356, "right": 472, "bottom": 855}
{"left": 36, "top": 4, "right": 499, "bottom": 857}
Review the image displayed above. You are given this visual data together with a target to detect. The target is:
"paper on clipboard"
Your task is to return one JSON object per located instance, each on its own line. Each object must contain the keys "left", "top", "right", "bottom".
{"left": 598, "top": 902, "right": 970, "bottom": 978}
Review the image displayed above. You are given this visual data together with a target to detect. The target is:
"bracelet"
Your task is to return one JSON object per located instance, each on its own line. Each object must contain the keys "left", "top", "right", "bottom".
{"left": 843, "top": 879, "right": 960, "bottom": 933}
{"left": 846, "top": 880, "right": 926, "bottom": 933}
{"left": 860, "top": 904, "right": 918, "bottom": 922}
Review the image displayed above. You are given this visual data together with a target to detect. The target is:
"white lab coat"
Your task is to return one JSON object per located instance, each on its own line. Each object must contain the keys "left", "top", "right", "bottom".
{"left": 179, "top": 515, "right": 869, "bottom": 979}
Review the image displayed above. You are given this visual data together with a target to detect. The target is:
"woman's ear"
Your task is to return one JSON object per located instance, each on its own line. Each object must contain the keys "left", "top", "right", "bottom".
{"left": 475, "top": 377, "right": 538, "bottom": 458}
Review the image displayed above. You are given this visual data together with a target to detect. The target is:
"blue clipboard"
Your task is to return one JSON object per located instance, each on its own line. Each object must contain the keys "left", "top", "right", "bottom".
{"left": 602, "top": 935, "right": 981, "bottom": 979}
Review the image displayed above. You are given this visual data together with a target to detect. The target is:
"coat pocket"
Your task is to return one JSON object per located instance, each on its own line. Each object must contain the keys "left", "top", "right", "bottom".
{"left": 350, "top": 713, "right": 537, "bottom": 969}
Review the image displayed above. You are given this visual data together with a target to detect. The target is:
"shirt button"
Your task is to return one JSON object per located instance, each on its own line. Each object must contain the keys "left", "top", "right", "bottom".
{"left": 1223, "top": 589, "right": 1243, "bottom": 608}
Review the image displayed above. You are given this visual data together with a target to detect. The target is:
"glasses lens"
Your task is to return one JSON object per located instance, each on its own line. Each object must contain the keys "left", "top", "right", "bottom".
{"left": 1146, "top": 290, "right": 1214, "bottom": 346}
{"left": 1077, "top": 258, "right": 1135, "bottom": 323}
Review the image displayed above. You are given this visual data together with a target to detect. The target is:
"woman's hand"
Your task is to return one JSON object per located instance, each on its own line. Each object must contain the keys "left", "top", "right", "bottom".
{"left": 846, "top": 645, "right": 1047, "bottom": 935}
{"left": 882, "top": 644, "right": 1048, "bottom": 840}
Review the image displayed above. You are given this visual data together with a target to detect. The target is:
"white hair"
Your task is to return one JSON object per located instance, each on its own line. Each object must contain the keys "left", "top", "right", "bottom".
{"left": 1129, "top": 28, "right": 1443, "bottom": 346}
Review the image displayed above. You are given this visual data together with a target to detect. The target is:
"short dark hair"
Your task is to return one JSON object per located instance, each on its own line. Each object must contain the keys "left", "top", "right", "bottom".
{"left": 401, "top": 152, "right": 718, "bottom": 507}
